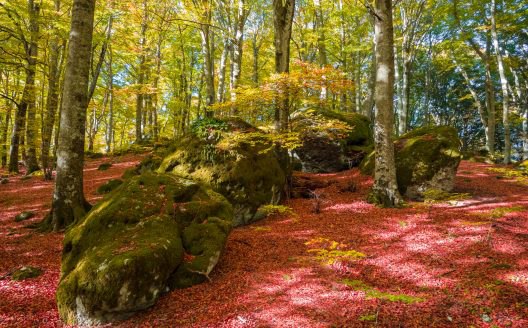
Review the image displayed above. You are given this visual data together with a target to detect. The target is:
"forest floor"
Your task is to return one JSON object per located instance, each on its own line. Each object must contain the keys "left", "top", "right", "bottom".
{"left": 0, "top": 156, "right": 527, "bottom": 327}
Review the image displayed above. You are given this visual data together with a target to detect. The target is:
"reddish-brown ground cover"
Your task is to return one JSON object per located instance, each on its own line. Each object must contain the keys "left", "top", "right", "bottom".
{"left": 1, "top": 159, "right": 527, "bottom": 327}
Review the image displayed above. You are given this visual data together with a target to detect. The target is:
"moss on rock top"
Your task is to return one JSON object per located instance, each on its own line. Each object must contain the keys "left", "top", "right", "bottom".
{"left": 158, "top": 117, "right": 286, "bottom": 227}
{"left": 291, "top": 109, "right": 373, "bottom": 173}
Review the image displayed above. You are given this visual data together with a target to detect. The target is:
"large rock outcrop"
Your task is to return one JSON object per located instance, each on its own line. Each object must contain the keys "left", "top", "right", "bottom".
{"left": 291, "top": 109, "right": 373, "bottom": 173}
{"left": 57, "top": 173, "right": 233, "bottom": 325}
{"left": 360, "top": 126, "right": 462, "bottom": 200}
{"left": 158, "top": 118, "right": 287, "bottom": 227}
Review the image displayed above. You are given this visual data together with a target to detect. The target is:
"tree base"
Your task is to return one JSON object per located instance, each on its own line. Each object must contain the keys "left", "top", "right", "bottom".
{"left": 33, "top": 199, "right": 92, "bottom": 233}
{"left": 367, "top": 188, "right": 404, "bottom": 208}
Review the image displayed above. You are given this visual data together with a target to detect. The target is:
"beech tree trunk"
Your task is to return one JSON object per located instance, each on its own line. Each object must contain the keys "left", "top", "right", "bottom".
{"left": 106, "top": 45, "right": 114, "bottom": 153}
{"left": 273, "top": 0, "right": 295, "bottom": 131}
{"left": 47, "top": 0, "right": 96, "bottom": 231}
{"left": 9, "top": 0, "right": 40, "bottom": 173}
{"left": 491, "top": 0, "right": 511, "bottom": 164}
{"left": 369, "top": 0, "right": 403, "bottom": 207}
{"left": 41, "top": 0, "right": 62, "bottom": 180}
{"left": 217, "top": 38, "right": 229, "bottom": 103}
{"left": 200, "top": 24, "right": 215, "bottom": 117}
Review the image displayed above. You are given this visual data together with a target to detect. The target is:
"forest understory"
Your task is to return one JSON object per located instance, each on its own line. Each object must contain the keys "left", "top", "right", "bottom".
{"left": 0, "top": 153, "right": 527, "bottom": 327}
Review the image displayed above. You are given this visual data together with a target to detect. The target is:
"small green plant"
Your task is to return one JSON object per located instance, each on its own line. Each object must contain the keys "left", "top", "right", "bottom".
{"left": 191, "top": 118, "right": 229, "bottom": 140}
{"left": 359, "top": 313, "right": 377, "bottom": 322}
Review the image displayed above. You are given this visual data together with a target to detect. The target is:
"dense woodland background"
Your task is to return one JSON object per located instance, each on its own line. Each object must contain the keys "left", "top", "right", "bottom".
{"left": 0, "top": 0, "right": 527, "bottom": 173}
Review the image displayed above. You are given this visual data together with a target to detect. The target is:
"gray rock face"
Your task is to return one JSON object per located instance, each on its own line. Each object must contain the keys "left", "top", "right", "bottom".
{"left": 291, "top": 110, "right": 373, "bottom": 173}
{"left": 57, "top": 173, "right": 233, "bottom": 326}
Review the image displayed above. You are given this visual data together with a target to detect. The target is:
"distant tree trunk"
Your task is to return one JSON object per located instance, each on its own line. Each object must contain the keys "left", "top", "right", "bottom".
{"left": 46, "top": 0, "right": 96, "bottom": 231}
{"left": 217, "top": 38, "right": 229, "bottom": 103}
{"left": 106, "top": 45, "right": 114, "bottom": 153}
{"left": 136, "top": 0, "right": 148, "bottom": 143}
{"left": 41, "top": 0, "right": 63, "bottom": 180}
{"left": 369, "top": 0, "right": 403, "bottom": 207}
{"left": 491, "top": 0, "right": 510, "bottom": 164}
{"left": 1, "top": 102, "right": 12, "bottom": 168}
{"left": 9, "top": 1, "right": 40, "bottom": 173}
{"left": 362, "top": 50, "right": 376, "bottom": 119}
{"left": 24, "top": 0, "right": 40, "bottom": 174}
{"left": 229, "top": 0, "right": 248, "bottom": 112}
{"left": 200, "top": 24, "right": 215, "bottom": 117}
{"left": 252, "top": 34, "right": 261, "bottom": 85}
{"left": 273, "top": 0, "right": 295, "bottom": 131}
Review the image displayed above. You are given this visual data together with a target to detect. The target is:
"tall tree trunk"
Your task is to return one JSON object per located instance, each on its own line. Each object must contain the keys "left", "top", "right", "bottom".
{"left": 252, "top": 34, "right": 261, "bottom": 85}
{"left": 10, "top": 1, "right": 40, "bottom": 173}
{"left": 369, "top": 0, "right": 403, "bottom": 207}
{"left": 200, "top": 24, "right": 215, "bottom": 117}
{"left": 491, "top": 0, "right": 511, "bottom": 164}
{"left": 217, "top": 38, "right": 229, "bottom": 103}
{"left": 24, "top": 0, "right": 40, "bottom": 174}
{"left": 1, "top": 102, "right": 12, "bottom": 168}
{"left": 47, "top": 0, "right": 96, "bottom": 231}
{"left": 136, "top": 0, "right": 148, "bottom": 142}
{"left": 229, "top": 0, "right": 247, "bottom": 112}
{"left": 106, "top": 45, "right": 114, "bottom": 153}
{"left": 273, "top": 0, "right": 295, "bottom": 131}
{"left": 41, "top": 0, "right": 62, "bottom": 180}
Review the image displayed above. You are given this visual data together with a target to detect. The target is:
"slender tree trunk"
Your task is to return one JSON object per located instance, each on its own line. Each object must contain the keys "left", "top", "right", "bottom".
{"left": 252, "top": 34, "right": 261, "bottom": 85}
{"left": 217, "top": 38, "right": 229, "bottom": 103}
{"left": 273, "top": 0, "right": 295, "bottom": 131}
{"left": 24, "top": 0, "right": 40, "bottom": 174}
{"left": 47, "top": 0, "right": 96, "bottom": 231}
{"left": 136, "top": 0, "right": 148, "bottom": 142}
{"left": 41, "top": 0, "right": 62, "bottom": 180}
{"left": 369, "top": 0, "right": 403, "bottom": 207}
{"left": 230, "top": 0, "right": 247, "bottom": 112}
{"left": 10, "top": 1, "right": 40, "bottom": 173}
{"left": 1, "top": 103, "right": 11, "bottom": 168}
{"left": 491, "top": 0, "right": 511, "bottom": 164}
{"left": 106, "top": 45, "right": 114, "bottom": 153}
{"left": 200, "top": 16, "right": 215, "bottom": 117}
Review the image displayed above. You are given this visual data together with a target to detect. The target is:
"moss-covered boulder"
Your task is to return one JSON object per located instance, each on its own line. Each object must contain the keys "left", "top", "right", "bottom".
{"left": 360, "top": 126, "right": 462, "bottom": 200}
{"left": 291, "top": 109, "right": 373, "bottom": 173}
{"left": 158, "top": 117, "right": 287, "bottom": 227}
{"left": 57, "top": 172, "right": 233, "bottom": 326}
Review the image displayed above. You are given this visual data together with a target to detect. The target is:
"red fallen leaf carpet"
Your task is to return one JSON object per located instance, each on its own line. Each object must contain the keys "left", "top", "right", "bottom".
{"left": 1, "top": 158, "right": 527, "bottom": 327}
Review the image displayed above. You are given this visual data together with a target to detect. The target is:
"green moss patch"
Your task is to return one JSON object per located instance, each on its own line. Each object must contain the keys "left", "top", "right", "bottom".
{"left": 342, "top": 279, "right": 425, "bottom": 304}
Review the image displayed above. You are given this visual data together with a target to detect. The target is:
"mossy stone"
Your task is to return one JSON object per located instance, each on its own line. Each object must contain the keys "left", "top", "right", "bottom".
{"left": 15, "top": 211, "right": 35, "bottom": 222}
{"left": 97, "top": 163, "right": 113, "bottom": 171}
{"left": 158, "top": 118, "right": 286, "bottom": 227}
{"left": 360, "top": 126, "right": 462, "bottom": 200}
{"left": 96, "top": 179, "right": 124, "bottom": 195}
{"left": 12, "top": 266, "right": 42, "bottom": 281}
{"left": 57, "top": 172, "right": 233, "bottom": 325}
{"left": 291, "top": 109, "right": 373, "bottom": 173}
